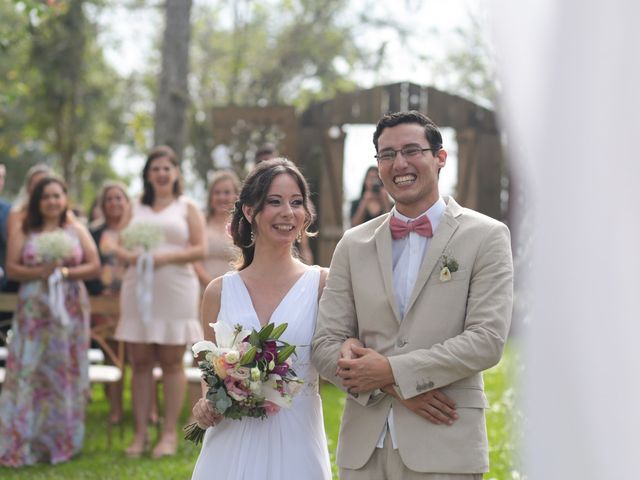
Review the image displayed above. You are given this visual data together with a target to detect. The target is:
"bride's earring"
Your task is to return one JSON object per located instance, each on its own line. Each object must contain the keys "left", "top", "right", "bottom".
{"left": 250, "top": 229, "right": 256, "bottom": 243}
{"left": 296, "top": 230, "right": 302, "bottom": 243}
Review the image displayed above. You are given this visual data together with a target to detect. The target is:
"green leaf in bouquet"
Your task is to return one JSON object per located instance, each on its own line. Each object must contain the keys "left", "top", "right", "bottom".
{"left": 239, "top": 346, "right": 257, "bottom": 365}
{"left": 270, "top": 323, "right": 288, "bottom": 340}
{"left": 249, "top": 329, "right": 261, "bottom": 346}
{"left": 210, "top": 389, "right": 232, "bottom": 415}
{"left": 258, "top": 323, "right": 275, "bottom": 341}
{"left": 277, "top": 344, "right": 296, "bottom": 363}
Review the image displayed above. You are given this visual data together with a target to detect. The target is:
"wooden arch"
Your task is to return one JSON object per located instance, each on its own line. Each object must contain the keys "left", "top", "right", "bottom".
{"left": 297, "top": 82, "right": 506, "bottom": 266}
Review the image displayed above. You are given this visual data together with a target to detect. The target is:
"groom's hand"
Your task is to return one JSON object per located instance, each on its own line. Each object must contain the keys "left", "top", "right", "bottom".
{"left": 337, "top": 345, "right": 395, "bottom": 393}
{"left": 384, "top": 387, "right": 458, "bottom": 426}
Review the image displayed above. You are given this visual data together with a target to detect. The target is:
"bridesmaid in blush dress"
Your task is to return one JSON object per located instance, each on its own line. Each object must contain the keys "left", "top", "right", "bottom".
{"left": 115, "top": 146, "right": 207, "bottom": 459}
{"left": 193, "top": 170, "right": 240, "bottom": 288}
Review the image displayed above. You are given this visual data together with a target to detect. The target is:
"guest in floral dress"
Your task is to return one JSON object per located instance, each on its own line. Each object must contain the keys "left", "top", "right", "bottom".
{"left": 0, "top": 176, "right": 100, "bottom": 467}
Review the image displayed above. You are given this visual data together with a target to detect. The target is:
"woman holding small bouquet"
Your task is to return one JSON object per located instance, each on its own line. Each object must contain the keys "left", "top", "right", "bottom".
{"left": 0, "top": 176, "right": 100, "bottom": 466}
{"left": 190, "top": 158, "right": 331, "bottom": 480}
{"left": 115, "top": 146, "right": 206, "bottom": 458}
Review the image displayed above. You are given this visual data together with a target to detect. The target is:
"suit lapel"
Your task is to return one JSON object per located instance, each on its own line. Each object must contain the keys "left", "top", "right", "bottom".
{"left": 374, "top": 214, "right": 402, "bottom": 324}
{"left": 404, "top": 197, "right": 462, "bottom": 316}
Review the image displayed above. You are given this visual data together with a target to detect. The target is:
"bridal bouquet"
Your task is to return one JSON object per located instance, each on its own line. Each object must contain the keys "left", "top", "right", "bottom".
{"left": 34, "top": 229, "right": 74, "bottom": 263}
{"left": 184, "top": 322, "right": 304, "bottom": 444}
{"left": 121, "top": 223, "right": 164, "bottom": 325}
{"left": 121, "top": 222, "right": 164, "bottom": 251}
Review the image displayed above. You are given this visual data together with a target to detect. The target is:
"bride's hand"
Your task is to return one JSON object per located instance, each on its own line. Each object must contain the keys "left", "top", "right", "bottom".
{"left": 336, "top": 338, "right": 364, "bottom": 376}
{"left": 192, "top": 398, "right": 222, "bottom": 428}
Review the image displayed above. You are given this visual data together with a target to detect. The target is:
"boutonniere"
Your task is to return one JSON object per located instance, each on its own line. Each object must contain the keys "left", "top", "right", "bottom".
{"left": 439, "top": 254, "right": 459, "bottom": 282}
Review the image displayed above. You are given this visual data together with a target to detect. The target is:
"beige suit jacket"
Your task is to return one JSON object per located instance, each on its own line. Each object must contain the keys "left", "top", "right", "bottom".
{"left": 311, "top": 196, "right": 513, "bottom": 473}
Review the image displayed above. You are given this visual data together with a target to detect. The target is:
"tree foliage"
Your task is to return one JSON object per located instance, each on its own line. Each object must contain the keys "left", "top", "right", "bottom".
{"left": 1, "top": 0, "right": 127, "bottom": 206}
{"left": 187, "top": 0, "right": 380, "bottom": 181}
{"left": 429, "top": 7, "right": 498, "bottom": 108}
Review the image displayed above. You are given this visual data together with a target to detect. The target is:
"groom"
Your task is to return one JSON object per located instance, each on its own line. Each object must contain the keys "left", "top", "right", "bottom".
{"left": 312, "top": 111, "right": 513, "bottom": 479}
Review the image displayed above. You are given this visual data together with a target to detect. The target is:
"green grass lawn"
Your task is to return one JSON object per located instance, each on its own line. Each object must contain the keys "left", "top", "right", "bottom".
{"left": 0, "top": 344, "right": 522, "bottom": 479}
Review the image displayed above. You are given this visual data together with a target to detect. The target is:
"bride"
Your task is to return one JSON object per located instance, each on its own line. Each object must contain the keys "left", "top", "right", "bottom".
{"left": 190, "top": 158, "right": 332, "bottom": 480}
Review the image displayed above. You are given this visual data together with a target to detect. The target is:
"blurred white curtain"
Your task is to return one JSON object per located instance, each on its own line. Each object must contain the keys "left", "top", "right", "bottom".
{"left": 491, "top": 1, "right": 640, "bottom": 478}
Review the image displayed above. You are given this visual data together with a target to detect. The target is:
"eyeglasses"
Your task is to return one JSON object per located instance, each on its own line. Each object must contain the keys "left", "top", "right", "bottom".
{"left": 375, "top": 146, "right": 433, "bottom": 162}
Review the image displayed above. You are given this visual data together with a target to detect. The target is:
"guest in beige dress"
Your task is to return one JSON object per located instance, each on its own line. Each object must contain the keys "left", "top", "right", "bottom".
{"left": 115, "top": 146, "right": 206, "bottom": 459}
{"left": 193, "top": 170, "right": 240, "bottom": 288}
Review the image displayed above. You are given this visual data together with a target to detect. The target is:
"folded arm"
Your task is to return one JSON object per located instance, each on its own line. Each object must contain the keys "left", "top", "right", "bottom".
{"left": 389, "top": 222, "right": 513, "bottom": 400}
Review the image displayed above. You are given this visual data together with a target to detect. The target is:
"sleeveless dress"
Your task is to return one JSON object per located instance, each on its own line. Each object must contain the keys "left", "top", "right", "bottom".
{"left": 201, "top": 223, "right": 238, "bottom": 280}
{"left": 191, "top": 268, "right": 332, "bottom": 480}
{"left": 115, "top": 197, "right": 202, "bottom": 345}
{"left": 0, "top": 226, "right": 90, "bottom": 466}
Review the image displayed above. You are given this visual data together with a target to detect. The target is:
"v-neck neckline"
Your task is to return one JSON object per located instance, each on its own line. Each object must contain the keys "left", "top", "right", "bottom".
{"left": 236, "top": 269, "right": 311, "bottom": 328}
{"left": 150, "top": 197, "right": 176, "bottom": 214}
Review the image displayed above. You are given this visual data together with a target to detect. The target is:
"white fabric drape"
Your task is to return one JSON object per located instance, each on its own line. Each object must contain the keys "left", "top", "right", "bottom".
{"left": 491, "top": 1, "right": 640, "bottom": 478}
{"left": 135, "top": 252, "right": 155, "bottom": 325}
{"left": 48, "top": 267, "right": 70, "bottom": 326}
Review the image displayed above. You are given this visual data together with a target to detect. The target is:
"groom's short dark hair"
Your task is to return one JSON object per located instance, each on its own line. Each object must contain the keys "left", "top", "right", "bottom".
{"left": 373, "top": 111, "right": 443, "bottom": 154}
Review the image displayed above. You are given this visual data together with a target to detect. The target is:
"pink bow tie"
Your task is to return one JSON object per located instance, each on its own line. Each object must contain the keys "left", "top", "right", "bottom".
{"left": 389, "top": 215, "right": 433, "bottom": 240}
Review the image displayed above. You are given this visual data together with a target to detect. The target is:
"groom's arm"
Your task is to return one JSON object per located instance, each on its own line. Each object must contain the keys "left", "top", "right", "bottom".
{"left": 311, "top": 233, "right": 375, "bottom": 406}
{"left": 335, "top": 222, "right": 513, "bottom": 400}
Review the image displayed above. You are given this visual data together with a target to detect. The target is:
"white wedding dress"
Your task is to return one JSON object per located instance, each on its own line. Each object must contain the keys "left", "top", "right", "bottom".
{"left": 191, "top": 267, "right": 332, "bottom": 480}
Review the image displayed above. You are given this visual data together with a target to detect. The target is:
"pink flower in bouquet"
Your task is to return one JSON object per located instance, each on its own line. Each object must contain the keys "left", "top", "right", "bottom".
{"left": 263, "top": 401, "right": 280, "bottom": 416}
{"left": 229, "top": 366, "right": 250, "bottom": 380}
{"left": 224, "top": 376, "right": 250, "bottom": 401}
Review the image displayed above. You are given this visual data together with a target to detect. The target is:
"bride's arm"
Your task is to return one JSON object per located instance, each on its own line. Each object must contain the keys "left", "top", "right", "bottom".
{"left": 192, "top": 277, "right": 224, "bottom": 427}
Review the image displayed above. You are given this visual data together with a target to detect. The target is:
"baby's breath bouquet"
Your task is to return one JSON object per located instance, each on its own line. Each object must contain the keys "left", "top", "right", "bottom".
{"left": 121, "top": 223, "right": 164, "bottom": 251}
{"left": 34, "top": 229, "right": 74, "bottom": 263}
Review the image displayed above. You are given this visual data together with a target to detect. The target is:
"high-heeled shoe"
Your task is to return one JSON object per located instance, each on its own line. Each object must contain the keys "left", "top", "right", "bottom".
{"left": 151, "top": 435, "right": 177, "bottom": 459}
{"left": 125, "top": 435, "right": 149, "bottom": 458}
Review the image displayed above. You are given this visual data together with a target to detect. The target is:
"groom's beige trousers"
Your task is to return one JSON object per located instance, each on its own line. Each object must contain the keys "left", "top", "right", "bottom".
{"left": 339, "top": 434, "right": 483, "bottom": 480}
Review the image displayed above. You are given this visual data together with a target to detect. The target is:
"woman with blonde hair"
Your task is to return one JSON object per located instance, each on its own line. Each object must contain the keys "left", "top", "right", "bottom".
{"left": 84, "top": 181, "right": 131, "bottom": 424}
{"left": 194, "top": 170, "right": 241, "bottom": 288}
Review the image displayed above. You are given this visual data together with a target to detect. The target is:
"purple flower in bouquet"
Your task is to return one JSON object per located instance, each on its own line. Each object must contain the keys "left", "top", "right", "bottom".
{"left": 271, "top": 363, "right": 289, "bottom": 377}
{"left": 257, "top": 340, "right": 277, "bottom": 363}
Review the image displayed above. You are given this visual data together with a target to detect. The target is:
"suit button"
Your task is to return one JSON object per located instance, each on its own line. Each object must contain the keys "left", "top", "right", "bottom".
{"left": 396, "top": 339, "right": 407, "bottom": 348}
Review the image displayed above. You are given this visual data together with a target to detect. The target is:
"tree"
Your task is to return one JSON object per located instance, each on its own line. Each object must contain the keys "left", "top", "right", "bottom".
{"left": 153, "top": 0, "right": 193, "bottom": 159}
{"left": 0, "top": 0, "right": 128, "bottom": 204}
{"left": 187, "top": 0, "right": 386, "bottom": 180}
{"left": 428, "top": 7, "right": 498, "bottom": 108}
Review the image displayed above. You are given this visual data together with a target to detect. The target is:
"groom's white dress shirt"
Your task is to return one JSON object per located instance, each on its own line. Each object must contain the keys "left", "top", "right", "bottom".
{"left": 376, "top": 197, "right": 446, "bottom": 449}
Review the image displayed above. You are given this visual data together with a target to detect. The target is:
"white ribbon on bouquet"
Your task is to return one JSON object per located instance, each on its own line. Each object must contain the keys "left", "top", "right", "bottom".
{"left": 48, "top": 267, "right": 71, "bottom": 326}
{"left": 136, "top": 251, "right": 154, "bottom": 325}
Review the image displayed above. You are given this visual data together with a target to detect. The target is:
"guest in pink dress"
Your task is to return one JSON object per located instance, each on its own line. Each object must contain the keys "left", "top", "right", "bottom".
{"left": 0, "top": 176, "right": 100, "bottom": 466}
{"left": 115, "top": 146, "right": 206, "bottom": 458}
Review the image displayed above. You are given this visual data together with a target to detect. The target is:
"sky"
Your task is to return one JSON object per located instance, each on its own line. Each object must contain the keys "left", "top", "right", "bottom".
{"left": 98, "top": 0, "right": 478, "bottom": 213}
